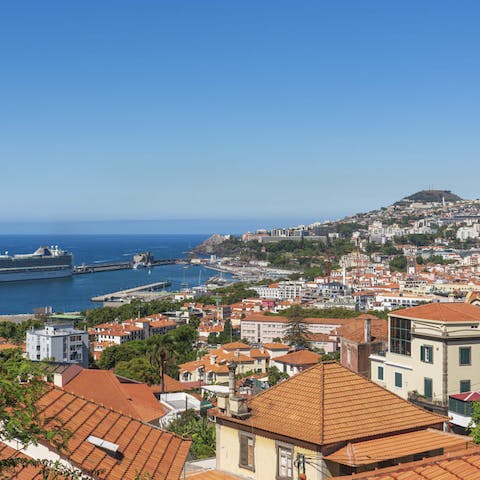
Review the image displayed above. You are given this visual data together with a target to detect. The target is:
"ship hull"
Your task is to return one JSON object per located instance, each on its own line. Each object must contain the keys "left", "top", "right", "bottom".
{"left": 0, "top": 268, "right": 73, "bottom": 283}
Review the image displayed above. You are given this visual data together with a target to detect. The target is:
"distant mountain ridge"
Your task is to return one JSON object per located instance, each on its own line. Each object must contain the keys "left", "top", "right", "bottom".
{"left": 397, "top": 189, "right": 463, "bottom": 204}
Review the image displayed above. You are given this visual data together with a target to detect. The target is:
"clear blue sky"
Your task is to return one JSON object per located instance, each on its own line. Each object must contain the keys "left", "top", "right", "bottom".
{"left": 1, "top": 1, "right": 479, "bottom": 233}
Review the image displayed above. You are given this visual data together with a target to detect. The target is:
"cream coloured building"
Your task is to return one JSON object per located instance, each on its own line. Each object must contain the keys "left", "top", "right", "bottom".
{"left": 209, "top": 362, "right": 467, "bottom": 480}
{"left": 370, "top": 302, "right": 480, "bottom": 414}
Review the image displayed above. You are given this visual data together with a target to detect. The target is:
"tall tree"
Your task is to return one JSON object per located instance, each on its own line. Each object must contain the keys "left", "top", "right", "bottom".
{"left": 283, "top": 306, "right": 310, "bottom": 348}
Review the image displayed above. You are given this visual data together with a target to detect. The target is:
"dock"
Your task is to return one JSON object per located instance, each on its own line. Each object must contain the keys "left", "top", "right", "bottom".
{"left": 74, "top": 258, "right": 185, "bottom": 275}
{"left": 91, "top": 281, "right": 172, "bottom": 304}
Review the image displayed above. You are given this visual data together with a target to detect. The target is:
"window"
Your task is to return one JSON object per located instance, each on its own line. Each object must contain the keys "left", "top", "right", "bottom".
{"left": 394, "top": 372, "right": 403, "bottom": 388}
{"left": 276, "top": 443, "right": 293, "bottom": 480}
{"left": 460, "top": 380, "right": 471, "bottom": 393}
{"left": 424, "top": 378, "right": 433, "bottom": 399}
{"left": 390, "top": 317, "right": 411, "bottom": 356}
{"left": 378, "top": 366, "right": 384, "bottom": 381}
{"left": 449, "top": 397, "right": 473, "bottom": 416}
{"left": 459, "top": 347, "right": 471, "bottom": 366}
{"left": 239, "top": 433, "right": 255, "bottom": 471}
{"left": 420, "top": 345, "right": 433, "bottom": 364}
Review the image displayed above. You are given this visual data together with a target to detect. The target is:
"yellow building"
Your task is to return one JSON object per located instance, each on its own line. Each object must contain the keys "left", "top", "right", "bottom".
{"left": 210, "top": 362, "right": 471, "bottom": 480}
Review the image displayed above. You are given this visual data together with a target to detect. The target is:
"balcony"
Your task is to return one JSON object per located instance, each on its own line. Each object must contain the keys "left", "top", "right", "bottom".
{"left": 408, "top": 391, "right": 447, "bottom": 415}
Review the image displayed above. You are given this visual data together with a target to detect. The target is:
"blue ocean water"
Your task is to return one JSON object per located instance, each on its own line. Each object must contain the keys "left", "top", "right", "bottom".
{"left": 0, "top": 234, "right": 221, "bottom": 315}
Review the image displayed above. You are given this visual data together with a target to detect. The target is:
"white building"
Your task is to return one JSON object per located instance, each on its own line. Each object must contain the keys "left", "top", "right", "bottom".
{"left": 26, "top": 323, "right": 89, "bottom": 368}
{"left": 457, "top": 224, "right": 480, "bottom": 241}
{"left": 252, "top": 281, "right": 304, "bottom": 300}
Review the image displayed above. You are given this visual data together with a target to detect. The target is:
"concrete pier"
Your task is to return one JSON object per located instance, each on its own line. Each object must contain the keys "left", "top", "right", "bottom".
{"left": 91, "top": 281, "right": 172, "bottom": 304}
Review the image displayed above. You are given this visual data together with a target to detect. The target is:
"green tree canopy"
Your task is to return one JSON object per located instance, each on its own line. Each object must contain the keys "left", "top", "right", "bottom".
{"left": 283, "top": 306, "right": 310, "bottom": 348}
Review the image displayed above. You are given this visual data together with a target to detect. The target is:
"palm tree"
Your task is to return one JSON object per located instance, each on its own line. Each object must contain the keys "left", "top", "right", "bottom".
{"left": 147, "top": 336, "right": 176, "bottom": 393}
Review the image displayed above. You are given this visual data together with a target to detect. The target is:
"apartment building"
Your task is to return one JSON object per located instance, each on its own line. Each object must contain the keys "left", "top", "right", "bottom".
{"left": 26, "top": 323, "right": 88, "bottom": 368}
{"left": 89, "top": 315, "right": 177, "bottom": 345}
{"left": 370, "top": 302, "right": 480, "bottom": 414}
{"left": 252, "top": 281, "right": 304, "bottom": 300}
{"left": 240, "top": 313, "right": 353, "bottom": 347}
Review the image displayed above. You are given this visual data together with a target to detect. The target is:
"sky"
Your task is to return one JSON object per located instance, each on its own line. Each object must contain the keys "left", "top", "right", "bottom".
{"left": 1, "top": 1, "right": 479, "bottom": 233}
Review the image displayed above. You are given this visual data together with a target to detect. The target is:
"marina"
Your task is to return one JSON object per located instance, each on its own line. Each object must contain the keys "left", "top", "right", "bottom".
{"left": 0, "top": 234, "right": 215, "bottom": 314}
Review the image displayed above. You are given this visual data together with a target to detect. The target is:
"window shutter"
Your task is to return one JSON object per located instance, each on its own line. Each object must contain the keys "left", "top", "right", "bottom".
{"left": 247, "top": 437, "right": 254, "bottom": 467}
{"left": 240, "top": 436, "right": 248, "bottom": 466}
{"left": 420, "top": 346, "right": 425, "bottom": 362}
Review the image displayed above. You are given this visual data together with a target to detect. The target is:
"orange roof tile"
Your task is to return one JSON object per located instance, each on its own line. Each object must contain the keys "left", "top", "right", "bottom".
{"left": 149, "top": 374, "right": 187, "bottom": 393}
{"left": 0, "top": 342, "right": 20, "bottom": 351}
{"left": 62, "top": 370, "right": 167, "bottom": 422}
{"left": 0, "top": 442, "right": 69, "bottom": 479}
{"left": 337, "top": 319, "right": 388, "bottom": 344}
{"left": 325, "top": 428, "right": 472, "bottom": 466}
{"left": 330, "top": 449, "right": 480, "bottom": 479}
{"left": 1, "top": 386, "right": 191, "bottom": 480}
{"left": 221, "top": 341, "right": 251, "bottom": 350}
{"left": 249, "top": 349, "right": 270, "bottom": 358}
{"left": 186, "top": 471, "right": 242, "bottom": 479}
{"left": 393, "top": 302, "right": 480, "bottom": 322}
{"left": 273, "top": 350, "right": 321, "bottom": 366}
{"left": 213, "top": 362, "right": 445, "bottom": 446}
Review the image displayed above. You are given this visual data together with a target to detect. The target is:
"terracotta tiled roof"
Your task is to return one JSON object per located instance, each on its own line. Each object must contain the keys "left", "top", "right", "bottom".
{"left": 213, "top": 362, "right": 445, "bottom": 446}
{"left": 149, "top": 374, "right": 187, "bottom": 393}
{"left": 221, "top": 342, "right": 251, "bottom": 350}
{"left": 337, "top": 319, "right": 388, "bottom": 344}
{"left": 273, "top": 350, "right": 321, "bottom": 366}
{"left": 2, "top": 386, "right": 191, "bottom": 480}
{"left": 0, "top": 442, "right": 68, "bottom": 479}
{"left": 324, "top": 428, "right": 472, "bottom": 466}
{"left": 305, "top": 332, "right": 337, "bottom": 342}
{"left": 393, "top": 302, "right": 480, "bottom": 322}
{"left": 0, "top": 341, "right": 20, "bottom": 351}
{"left": 62, "top": 369, "right": 167, "bottom": 422}
{"left": 186, "top": 470, "right": 242, "bottom": 479}
{"left": 249, "top": 349, "right": 270, "bottom": 358}
{"left": 330, "top": 449, "right": 480, "bottom": 479}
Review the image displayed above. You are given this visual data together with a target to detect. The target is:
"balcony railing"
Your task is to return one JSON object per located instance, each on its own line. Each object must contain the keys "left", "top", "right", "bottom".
{"left": 408, "top": 391, "right": 447, "bottom": 412}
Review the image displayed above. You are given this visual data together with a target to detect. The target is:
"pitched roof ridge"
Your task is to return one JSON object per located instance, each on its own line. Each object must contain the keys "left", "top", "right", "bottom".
{"left": 249, "top": 361, "right": 326, "bottom": 403}
{"left": 339, "top": 363, "right": 447, "bottom": 422}
{"left": 333, "top": 449, "right": 480, "bottom": 479}
{"left": 50, "top": 385, "right": 188, "bottom": 440}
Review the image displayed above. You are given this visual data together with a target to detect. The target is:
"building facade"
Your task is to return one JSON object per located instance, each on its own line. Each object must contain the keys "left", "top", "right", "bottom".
{"left": 26, "top": 323, "right": 89, "bottom": 368}
{"left": 370, "top": 303, "right": 480, "bottom": 414}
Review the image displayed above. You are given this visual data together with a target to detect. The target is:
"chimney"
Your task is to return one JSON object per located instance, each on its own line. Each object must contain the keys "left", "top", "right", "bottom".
{"left": 210, "top": 354, "right": 217, "bottom": 365}
{"left": 364, "top": 318, "right": 371, "bottom": 343}
{"left": 228, "top": 361, "right": 237, "bottom": 398}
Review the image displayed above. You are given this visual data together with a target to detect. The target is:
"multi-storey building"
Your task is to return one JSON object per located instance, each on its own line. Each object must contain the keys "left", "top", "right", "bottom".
{"left": 26, "top": 323, "right": 89, "bottom": 368}
{"left": 240, "top": 313, "right": 356, "bottom": 347}
{"left": 252, "top": 281, "right": 304, "bottom": 300}
{"left": 370, "top": 302, "right": 480, "bottom": 414}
